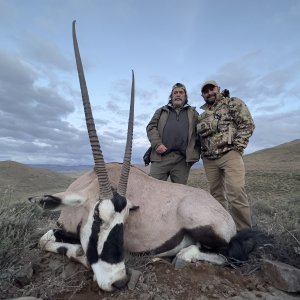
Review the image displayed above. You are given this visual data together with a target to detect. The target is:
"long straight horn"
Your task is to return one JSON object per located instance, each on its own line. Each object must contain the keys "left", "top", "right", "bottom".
{"left": 117, "top": 70, "right": 135, "bottom": 197}
{"left": 72, "top": 20, "right": 112, "bottom": 200}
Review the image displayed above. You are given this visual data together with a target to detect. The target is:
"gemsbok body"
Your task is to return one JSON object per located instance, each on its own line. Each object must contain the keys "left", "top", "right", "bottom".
{"left": 30, "top": 21, "right": 261, "bottom": 292}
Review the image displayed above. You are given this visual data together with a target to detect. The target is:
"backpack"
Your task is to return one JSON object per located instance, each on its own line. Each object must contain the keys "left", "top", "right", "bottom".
{"left": 143, "top": 147, "right": 152, "bottom": 166}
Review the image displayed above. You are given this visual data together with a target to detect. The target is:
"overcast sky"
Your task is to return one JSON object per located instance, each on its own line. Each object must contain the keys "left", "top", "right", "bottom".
{"left": 1, "top": 0, "right": 299, "bottom": 165}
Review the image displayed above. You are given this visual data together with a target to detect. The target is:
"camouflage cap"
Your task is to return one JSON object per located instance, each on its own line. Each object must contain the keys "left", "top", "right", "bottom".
{"left": 201, "top": 80, "right": 219, "bottom": 92}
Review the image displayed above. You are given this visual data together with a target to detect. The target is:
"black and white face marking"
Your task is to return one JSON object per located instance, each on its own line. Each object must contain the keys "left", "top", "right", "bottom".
{"left": 53, "top": 228, "right": 80, "bottom": 244}
{"left": 111, "top": 191, "right": 128, "bottom": 212}
{"left": 28, "top": 195, "right": 62, "bottom": 210}
{"left": 28, "top": 193, "right": 86, "bottom": 211}
{"left": 82, "top": 192, "right": 130, "bottom": 291}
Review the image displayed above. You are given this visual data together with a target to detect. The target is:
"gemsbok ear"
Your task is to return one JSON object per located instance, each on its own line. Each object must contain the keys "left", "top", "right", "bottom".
{"left": 126, "top": 199, "right": 139, "bottom": 211}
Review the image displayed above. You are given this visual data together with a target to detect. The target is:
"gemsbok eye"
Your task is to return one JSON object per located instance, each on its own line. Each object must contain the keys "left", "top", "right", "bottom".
{"left": 93, "top": 209, "right": 100, "bottom": 219}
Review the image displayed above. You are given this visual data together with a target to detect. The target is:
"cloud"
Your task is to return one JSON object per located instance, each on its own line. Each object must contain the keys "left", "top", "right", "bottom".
{"left": 247, "top": 109, "right": 300, "bottom": 153}
{"left": 1, "top": 1, "right": 299, "bottom": 166}
{"left": 0, "top": 49, "right": 88, "bottom": 164}
{"left": 202, "top": 49, "right": 300, "bottom": 112}
{"left": 0, "top": 47, "right": 147, "bottom": 165}
{"left": 0, "top": 51, "right": 75, "bottom": 121}
{"left": 195, "top": 48, "right": 300, "bottom": 156}
{"left": 0, "top": 51, "right": 35, "bottom": 85}
{"left": 19, "top": 35, "right": 73, "bottom": 72}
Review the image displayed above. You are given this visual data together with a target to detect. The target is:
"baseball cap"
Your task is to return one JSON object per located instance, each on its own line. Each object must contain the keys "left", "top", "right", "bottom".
{"left": 201, "top": 80, "right": 219, "bottom": 92}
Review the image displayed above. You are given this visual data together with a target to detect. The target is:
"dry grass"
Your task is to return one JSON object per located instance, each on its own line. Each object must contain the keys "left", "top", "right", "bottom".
{"left": 0, "top": 196, "right": 91, "bottom": 299}
{"left": 0, "top": 160, "right": 73, "bottom": 203}
{"left": 0, "top": 198, "right": 41, "bottom": 271}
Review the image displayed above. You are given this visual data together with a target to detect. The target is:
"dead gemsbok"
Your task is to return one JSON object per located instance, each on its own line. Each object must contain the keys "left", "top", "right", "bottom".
{"left": 30, "top": 21, "right": 262, "bottom": 292}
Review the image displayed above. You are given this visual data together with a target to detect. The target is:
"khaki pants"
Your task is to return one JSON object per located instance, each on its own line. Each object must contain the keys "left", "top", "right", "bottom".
{"left": 150, "top": 152, "right": 191, "bottom": 184}
{"left": 203, "top": 150, "right": 252, "bottom": 230}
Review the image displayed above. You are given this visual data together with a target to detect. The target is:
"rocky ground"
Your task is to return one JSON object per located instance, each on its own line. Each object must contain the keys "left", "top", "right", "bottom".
{"left": 1, "top": 225, "right": 299, "bottom": 300}
{"left": 1, "top": 193, "right": 299, "bottom": 300}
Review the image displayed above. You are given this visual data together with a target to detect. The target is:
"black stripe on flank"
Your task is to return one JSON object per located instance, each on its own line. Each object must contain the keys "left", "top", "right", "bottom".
{"left": 87, "top": 203, "right": 102, "bottom": 265}
{"left": 133, "top": 226, "right": 228, "bottom": 256}
{"left": 187, "top": 226, "right": 228, "bottom": 250}
{"left": 57, "top": 246, "right": 68, "bottom": 255}
{"left": 53, "top": 229, "right": 80, "bottom": 244}
{"left": 112, "top": 191, "right": 127, "bottom": 212}
{"left": 100, "top": 223, "right": 124, "bottom": 264}
{"left": 138, "top": 230, "right": 185, "bottom": 255}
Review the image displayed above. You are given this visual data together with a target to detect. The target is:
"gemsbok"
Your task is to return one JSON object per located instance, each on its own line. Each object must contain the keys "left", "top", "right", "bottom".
{"left": 30, "top": 21, "right": 262, "bottom": 292}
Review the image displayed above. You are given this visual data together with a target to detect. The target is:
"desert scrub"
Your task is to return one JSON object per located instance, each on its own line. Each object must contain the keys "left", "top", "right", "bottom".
{"left": 0, "top": 198, "right": 44, "bottom": 271}
{"left": 0, "top": 197, "right": 89, "bottom": 300}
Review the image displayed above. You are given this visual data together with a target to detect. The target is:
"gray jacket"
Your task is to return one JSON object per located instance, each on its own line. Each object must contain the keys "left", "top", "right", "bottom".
{"left": 146, "top": 104, "right": 200, "bottom": 163}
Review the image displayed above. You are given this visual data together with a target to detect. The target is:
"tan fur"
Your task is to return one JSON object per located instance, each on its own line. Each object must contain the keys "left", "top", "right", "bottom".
{"left": 56, "top": 163, "right": 236, "bottom": 253}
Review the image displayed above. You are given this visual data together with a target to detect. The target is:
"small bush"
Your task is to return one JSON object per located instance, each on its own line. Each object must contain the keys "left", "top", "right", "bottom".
{"left": 0, "top": 200, "right": 44, "bottom": 271}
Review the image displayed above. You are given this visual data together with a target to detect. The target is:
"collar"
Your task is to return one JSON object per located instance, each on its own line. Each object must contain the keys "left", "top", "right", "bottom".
{"left": 167, "top": 103, "right": 190, "bottom": 109}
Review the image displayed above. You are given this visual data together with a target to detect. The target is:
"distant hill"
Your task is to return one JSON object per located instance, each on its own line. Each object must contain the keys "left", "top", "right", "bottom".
{"left": 29, "top": 164, "right": 93, "bottom": 173}
{"left": 1, "top": 139, "right": 299, "bottom": 202}
{"left": 244, "top": 139, "right": 300, "bottom": 172}
{"left": 30, "top": 164, "right": 94, "bottom": 178}
{"left": 0, "top": 161, "right": 73, "bottom": 202}
{"left": 188, "top": 139, "right": 300, "bottom": 190}
{"left": 30, "top": 163, "right": 149, "bottom": 178}
{"left": 30, "top": 139, "right": 300, "bottom": 175}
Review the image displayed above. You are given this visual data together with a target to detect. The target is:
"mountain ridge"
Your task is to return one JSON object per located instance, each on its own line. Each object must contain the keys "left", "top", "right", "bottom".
{"left": 0, "top": 139, "right": 299, "bottom": 202}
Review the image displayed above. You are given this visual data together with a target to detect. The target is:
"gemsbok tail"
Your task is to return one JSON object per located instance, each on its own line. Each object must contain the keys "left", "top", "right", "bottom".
{"left": 221, "top": 229, "right": 272, "bottom": 262}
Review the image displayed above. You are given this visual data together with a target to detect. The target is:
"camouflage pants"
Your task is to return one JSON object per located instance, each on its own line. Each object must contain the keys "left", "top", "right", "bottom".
{"left": 203, "top": 150, "right": 252, "bottom": 230}
{"left": 150, "top": 152, "right": 191, "bottom": 184}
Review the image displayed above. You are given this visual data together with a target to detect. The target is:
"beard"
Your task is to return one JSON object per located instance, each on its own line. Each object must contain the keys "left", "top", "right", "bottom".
{"left": 172, "top": 98, "right": 184, "bottom": 108}
{"left": 205, "top": 95, "right": 216, "bottom": 105}
{"left": 204, "top": 92, "right": 221, "bottom": 105}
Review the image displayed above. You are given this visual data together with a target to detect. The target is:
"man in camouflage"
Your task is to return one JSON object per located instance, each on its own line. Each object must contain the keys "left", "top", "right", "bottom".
{"left": 197, "top": 80, "right": 255, "bottom": 230}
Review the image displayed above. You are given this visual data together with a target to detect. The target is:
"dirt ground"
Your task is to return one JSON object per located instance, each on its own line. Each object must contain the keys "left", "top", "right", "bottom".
{"left": 59, "top": 261, "right": 269, "bottom": 300}
{"left": 2, "top": 242, "right": 298, "bottom": 300}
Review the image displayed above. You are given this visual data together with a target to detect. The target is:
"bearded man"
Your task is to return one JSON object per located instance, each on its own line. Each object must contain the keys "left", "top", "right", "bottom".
{"left": 197, "top": 80, "right": 255, "bottom": 230}
{"left": 146, "top": 83, "right": 200, "bottom": 184}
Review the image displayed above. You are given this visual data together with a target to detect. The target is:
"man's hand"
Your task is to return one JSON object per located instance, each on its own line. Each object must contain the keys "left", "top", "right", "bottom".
{"left": 156, "top": 144, "right": 167, "bottom": 154}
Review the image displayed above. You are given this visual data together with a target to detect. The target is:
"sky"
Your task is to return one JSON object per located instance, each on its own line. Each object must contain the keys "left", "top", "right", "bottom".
{"left": 0, "top": 0, "right": 299, "bottom": 165}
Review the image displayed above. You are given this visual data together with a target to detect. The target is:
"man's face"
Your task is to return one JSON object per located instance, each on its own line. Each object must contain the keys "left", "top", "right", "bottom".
{"left": 202, "top": 85, "right": 219, "bottom": 104}
{"left": 171, "top": 87, "right": 186, "bottom": 108}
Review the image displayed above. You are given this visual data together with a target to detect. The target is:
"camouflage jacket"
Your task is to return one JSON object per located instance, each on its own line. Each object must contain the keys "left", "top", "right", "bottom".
{"left": 197, "top": 95, "right": 255, "bottom": 159}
